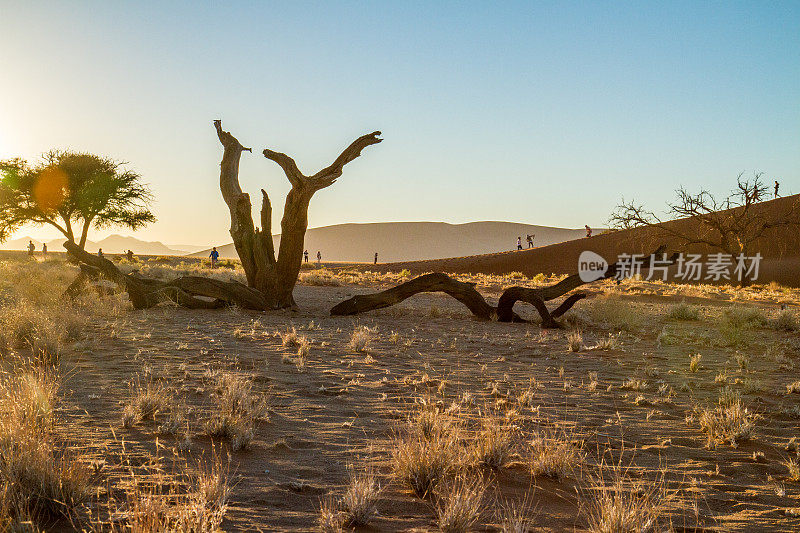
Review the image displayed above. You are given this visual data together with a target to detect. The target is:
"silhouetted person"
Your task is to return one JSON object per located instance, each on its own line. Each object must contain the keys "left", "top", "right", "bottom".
{"left": 316, "top": 250, "right": 322, "bottom": 266}
{"left": 209, "top": 246, "right": 219, "bottom": 268}
{"left": 41, "top": 243, "right": 47, "bottom": 257}
{"left": 97, "top": 248, "right": 104, "bottom": 258}
{"left": 126, "top": 249, "right": 134, "bottom": 261}
{"left": 27, "top": 241, "right": 35, "bottom": 256}
{"left": 585, "top": 225, "right": 592, "bottom": 238}
{"left": 517, "top": 236, "right": 522, "bottom": 250}
{"left": 303, "top": 250, "right": 309, "bottom": 263}
{"left": 775, "top": 181, "right": 780, "bottom": 198}
{"left": 374, "top": 252, "right": 378, "bottom": 265}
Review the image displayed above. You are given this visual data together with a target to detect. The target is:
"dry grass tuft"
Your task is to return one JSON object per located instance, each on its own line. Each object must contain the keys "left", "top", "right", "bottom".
{"left": 393, "top": 423, "right": 461, "bottom": 498}
{"left": 340, "top": 468, "right": 382, "bottom": 526}
{"left": 499, "top": 494, "right": 536, "bottom": 533}
{"left": 588, "top": 296, "right": 642, "bottom": 331}
{"left": 668, "top": 301, "right": 700, "bottom": 321}
{"left": 348, "top": 325, "right": 375, "bottom": 352}
{"left": 122, "top": 375, "right": 172, "bottom": 427}
{"left": 567, "top": 330, "right": 583, "bottom": 352}
{"left": 583, "top": 463, "right": 670, "bottom": 533}
{"left": 0, "top": 369, "right": 90, "bottom": 525}
{"left": 773, "top": 309, "right": 798, "bottom": 332}
{"left": 204, "top": 372, "right": 266, "bottom": 451}
{"left": 529, "top": 429, "right": 584, "bottom": 479}
{"left": 696, "top": 399, "right": 756, "bottom": 448}
{"left": 471, "top": 417, "right": 515, "bottom": 470}
{"left": 435, "top": 474, "right": 485, "bottom": 533}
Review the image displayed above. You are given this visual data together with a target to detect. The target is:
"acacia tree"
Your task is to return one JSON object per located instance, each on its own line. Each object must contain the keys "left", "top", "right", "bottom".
{"left": 214, "top": 120, "right": 382, "bottom": 309}
{"left": 610, "top": 173, "right": 799, "bottom": 284}
{"left": 0, "top": 151, "right": 155, "bottom": 248}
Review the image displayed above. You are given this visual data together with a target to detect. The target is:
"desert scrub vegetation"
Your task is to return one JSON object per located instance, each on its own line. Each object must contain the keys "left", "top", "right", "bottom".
{"left": 586, "top": 295, "right": 642, "bottom": 331}
{"left": 566, "top": 330, "right": 583, "bottom": 352}
{"left": 435, "top": 474, "right": 485, "bottom": 533}
{"left": 668, "top": 300, "right": 700, "bottom": 320}
{"left": 393, "top": 408, "right": 462, "bottom": 498}
{"left": 583, "top": 463, "right": 670, "bottom": 533}
{"left": 470, "top": 416, "right": 516, "bottom": 470}
{"left": 318, "top": 467, "right": 381, "bottom": 529}
{"left": 773, "top": 308, "right": 798, "bottom": 332}
{"left": 348, "top": 325, "right": 375, "bottom": 352}
{"left": 0, "top": 368, "right": 91, "bottom": 526}
{"left": 122, "top": 375, "right": 173, "bottom": 427}
{"left": 529, "top": 428, "right": 584, "bottom": 479}
{"left": 695, "top": 398, "right": 756, "bottom": 448}
{"left": 105, "top": 451, "right": 230, "bottom": 532}
{"left": 204, "top": 372, "right": 267, "bottom": 451}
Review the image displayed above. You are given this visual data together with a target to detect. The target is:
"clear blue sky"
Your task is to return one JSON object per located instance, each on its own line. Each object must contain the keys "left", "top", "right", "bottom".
{"left": 1, "top": 1, "right": 798, "bottom": 246}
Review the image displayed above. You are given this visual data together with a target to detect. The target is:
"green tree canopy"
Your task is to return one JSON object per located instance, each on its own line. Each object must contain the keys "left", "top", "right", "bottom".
{"left": 0, "top": 150, "right": 155, "bottom": 248}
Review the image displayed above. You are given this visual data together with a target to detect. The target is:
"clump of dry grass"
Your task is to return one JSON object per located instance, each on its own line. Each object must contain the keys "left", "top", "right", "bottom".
{"left": 529, "top": 428, "right": 584, "bottom": 479}
{"left": 318, "top": 496, "right": 344, "bottom": 533}
{"left": 280, "top": 327, "right": 304, "bottom": 348}
{"left": 435, "top": 474, "right": 485, "bottom": 533}
{"left": 122, "top": 375, "right": 172, "bottom": 427}
{"left": 587, "top": 296, "right": 642, "bottom": 331}
{"left": 696, "top": 399, "right": 756, "bottom": 448}
{"left": 689, "top": 353, "right": 702, "bottom": 373}
{"left": 471, "top": 416, "right": 515, "bottom": 470}
{"left": 499, "top": 494, "right": 536, "bottom": 533}
{"left": 340, "top": 468, "right": 382, "bottom": 526}
{"left": 0, "top": 369, "right": 90, "bottom": 525}
{"left": 583, "top": 463, "right": 670, "bottom": 533}
{"left": 773, "top": 309, "right": 798, "bottom": 332}
{"left": 204, "top": 372, "right": 266, "bottom": 451}
{"left": 722, "top": 305, "right": 767, "bottom": 329}
{"left": 567, "top": 330, "right": 583, "bottom": 352}
{"left": 668, "top": 301, "right": 700, "bottom": 321}
{"left": 348, "top": 325, "right": 375, "bottom": 352}
{"left": 787, "top": 381, "right": 800, "bottom": 394}
{"left": 393, "top": 415, "right": 462, "bottom": 498}
{"left": 108, "top": 452, "right": 230, "bottom": 532}
{"left": 784, "top": 456, "right": 800, "bottom": 482}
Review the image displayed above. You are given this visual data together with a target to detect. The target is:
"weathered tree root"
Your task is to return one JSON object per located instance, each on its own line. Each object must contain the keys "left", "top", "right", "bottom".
{"left": 63, "top": 241, "right": 268, "bottom": 310}
{"left": 330, "top": 246, "right": 677, "bottom": 328}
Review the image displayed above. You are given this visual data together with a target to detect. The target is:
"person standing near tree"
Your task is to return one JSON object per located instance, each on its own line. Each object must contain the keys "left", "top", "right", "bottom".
{"left": 42, "top": 243, "right": 47, "bottom": 257}
{"left": 304, "top": 250, "right": 309, "bottom": 263}
{"left": 209, "top": 246, "right": 219, "bottom": 269}
{"left": 27, "top": 240, "right": 35, "bottom": 257}
{"left": 316, "top": 250, "right": 322, "bottom": 266}
{"left": 97, "top": 248, "right": 104, "bottom": 258}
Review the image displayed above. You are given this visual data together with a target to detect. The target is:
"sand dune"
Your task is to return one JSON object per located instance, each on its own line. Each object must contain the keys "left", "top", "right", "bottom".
{"left": 191, "top": 221, "right": 601, "bottom": 262}
{"left": 374, "top": 194, "right": 800, "bottom": 287}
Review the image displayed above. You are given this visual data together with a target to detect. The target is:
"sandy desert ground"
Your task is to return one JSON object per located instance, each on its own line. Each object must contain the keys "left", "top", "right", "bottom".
{"left": 1, "top": 253, "right": 800, "bottom": 532}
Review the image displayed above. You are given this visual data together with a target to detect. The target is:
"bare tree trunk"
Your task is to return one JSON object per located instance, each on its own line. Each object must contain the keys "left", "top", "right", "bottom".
{"left": 214, "top": 120, "right": 381, "bottom": 309}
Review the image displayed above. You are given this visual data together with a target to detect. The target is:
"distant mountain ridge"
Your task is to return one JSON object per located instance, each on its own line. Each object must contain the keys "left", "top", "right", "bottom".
{"left": 190, "top": 221, "right": 603, "bottom": 263}
{"left": 0, "top": 235, "right": 205, "bottom": 255}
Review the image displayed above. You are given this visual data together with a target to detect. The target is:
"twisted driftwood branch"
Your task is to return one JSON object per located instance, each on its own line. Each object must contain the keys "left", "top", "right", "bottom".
{"left": 63, "top": 241, "right": 267, "bottom": 310}
{"left": 331, "top": 246, "right": 676, "bottom": 327}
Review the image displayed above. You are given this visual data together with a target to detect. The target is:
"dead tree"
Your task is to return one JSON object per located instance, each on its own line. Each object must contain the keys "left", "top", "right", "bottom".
{"left": 62, "top": 241, "right": 267, "bottom": 310}
{"left": 331, "top": 247, "right": 676, "bottom": 327}
{"left": 610, "top": 173, "right": 800, "bottom": 286}
{"left": 215, "top": 120, "right": 382, "bottom": 309}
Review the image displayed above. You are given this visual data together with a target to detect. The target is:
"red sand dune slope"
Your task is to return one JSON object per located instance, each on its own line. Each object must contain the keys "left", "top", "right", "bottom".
{"left": 375, "top": 194, "right": 800, "bottom": 287}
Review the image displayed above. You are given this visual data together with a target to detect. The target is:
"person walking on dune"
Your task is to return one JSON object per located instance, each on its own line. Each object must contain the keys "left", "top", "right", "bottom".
{"left": 316, "top": 250, "right": 322, "bottom": 266}
{"left": 374, "top": 252, "right": 378, "bottom": 265}
{"left": 527, "top": 234, "right": 534, "bottom": 248}
{"left": 775, "top": 181, "right": 780, "bottom": 198}
{"left": 27, "top": 240, "right": 35, "bottom": 257}
{"left": 517, "top": 236, "right": 522, "bottom": 250}
{"left": 585, "top": 225, "right": 592, "bottom": 238}
{"left": 209, "top": 246, "right": 219, "bottom": 269}
{"left": 42, "top": 243, "right": 47, "bottom": 257}
{"left": 304, "top": 250, "right": 309, "bottom": 263}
